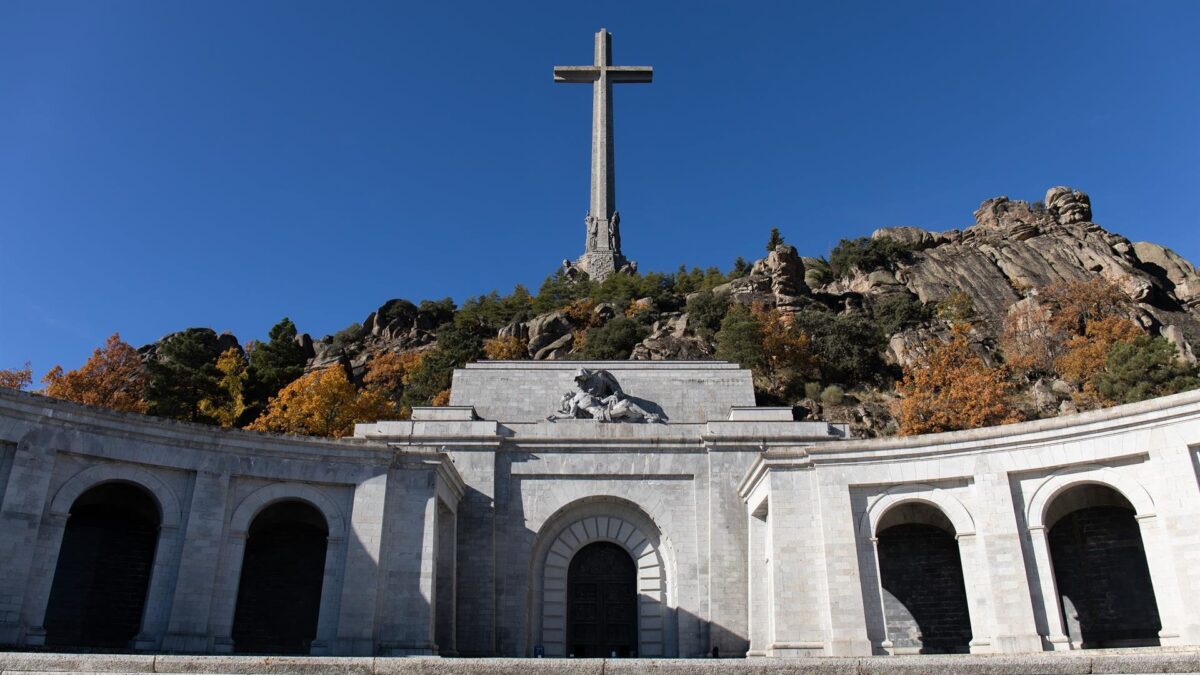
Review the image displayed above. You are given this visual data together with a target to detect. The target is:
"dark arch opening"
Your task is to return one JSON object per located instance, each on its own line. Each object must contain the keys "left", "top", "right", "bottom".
{"left": 1046, "top": 484, "right": 1161, "bottom": 648}
{"left": 567, "top": 541, "right": 637, "bottom": 658}
{"left": 44, "top": 482, "right": 161, "bottom": 649}
{"left": 876, "top": 503, "right": 972, "bottom": 654}
{"left": 231, "top": 500, "right": 329, "bottom": 655}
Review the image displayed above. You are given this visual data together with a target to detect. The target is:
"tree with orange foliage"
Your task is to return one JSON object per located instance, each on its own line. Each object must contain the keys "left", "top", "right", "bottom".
{"left": 483, "top": 336, "right": 527, "bottom": 360}
{"left": 1039, "top": 277, "right": 1130, "bottom": 335}
{"left": 1002, "top": 277, "right": 1134, "bottom": 380}
{"left": 42, "top": 334, "right": 148, "bottom": 413}
{"left": 750, "top": 303, "right": 814, "bottom": 396}
{"left": 431, "top": 389, "right": 452, "bottom": 406}
{"left": 895, "top": 325, "right": 1022, "bottom": 435}
{"left": 1056, "top": 315, "right": 1144, "bottom": 384}
{"left": 0, "top": 363, "right": 33, "bottom": 390}
{"left": 248, "top": 367, "right": 394, "bottom": 438}
{"left": 999, "top": 300, "right": 1060, "bottom": 376}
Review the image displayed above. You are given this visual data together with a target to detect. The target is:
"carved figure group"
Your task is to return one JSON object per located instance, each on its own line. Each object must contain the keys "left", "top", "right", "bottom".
{"left": 583, "top": 211, "right": 623, "bottom": 253}
{"left": 547, "top": 368, "right": 663, "bottom": 423}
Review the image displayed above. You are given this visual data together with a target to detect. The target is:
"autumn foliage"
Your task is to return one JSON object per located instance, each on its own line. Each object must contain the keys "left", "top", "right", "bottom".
{"left": 198, "top": 348, "right": 249, "bottom": 427}
{"left": 248, "top": 367, "right": 394, "bottom": 438}
{"left": 1056, "top": 316, "right": 1144, "bottom": 385}
{"left": 751, "top": 303, "right": 814, "bottom": 396}
{"left": 483, "top": 336, "right": 528, "bottom": 360}
{"left": 42, "top": 334, "right": 149, "bottom": 413}
{"left": 0, "top": 363, "right": 33, "bottom": 391}
{"left": 895, "top": 325, "right": 1022, "bottom": 435}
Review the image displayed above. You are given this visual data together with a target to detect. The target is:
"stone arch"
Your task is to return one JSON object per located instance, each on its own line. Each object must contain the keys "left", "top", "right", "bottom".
{"left": 229, "top": 483, "right": 346, "bottom": 540}
{"left": 857, "top": 484, "right": 987, "bottom": 654}
{"left": 50, "top": 464, "right": 182, "bottom": 529}
{"left": 213, "top": 483, "right": 347, "bottom": 654}
{"left": 1026, "top": 465, "right": 1155, "bottom": 530}
{"left": 859, "top": 484, "right": 976, "bottom": 541}
{"left": 530, "top": 496, "right": 675, "bottom": 658}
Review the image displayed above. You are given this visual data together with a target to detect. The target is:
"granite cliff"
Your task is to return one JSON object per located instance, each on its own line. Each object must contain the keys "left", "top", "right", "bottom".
{"left": 142, "top": 186, "right": 1199, "bottom": 436}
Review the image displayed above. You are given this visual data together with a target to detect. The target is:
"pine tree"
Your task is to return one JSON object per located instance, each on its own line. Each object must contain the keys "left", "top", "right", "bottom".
{"left": 248, "top": 318, "right": 308, "bottom": 411}
{"left": 145, "top": 329, "right": 225, "bottom": 423}
{"left": 1092, "top": 336, "right": 1200, "bottom": 405}
{"left": 766, "top": 227, "right": 785, "bottom": 251}
{"left": 715, "top": 304, "right": 766, "bottom": 374}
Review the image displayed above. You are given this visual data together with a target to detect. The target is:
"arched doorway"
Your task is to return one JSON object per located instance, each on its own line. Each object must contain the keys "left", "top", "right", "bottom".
{"left": 1046, "top": 484, "right": 1161, "bottom": 648}
{"left": 43, "top": 482, "right": 161, "bottom": 648}
{"left": 876, "top": 502, "right": 972, "bottom": 654}
{"left": 231, "top": 500, "right": 328, "bottom": 654}
{"left": 568, "top": 542, "right": 638, "bottom": 658}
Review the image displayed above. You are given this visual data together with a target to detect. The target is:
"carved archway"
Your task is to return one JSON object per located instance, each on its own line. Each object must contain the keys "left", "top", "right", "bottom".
{"left": 530, "top": 497, "right": 674, "bottom": 657}
{"left": 1025, "top": 465, "right": 1156, "bottom": 530}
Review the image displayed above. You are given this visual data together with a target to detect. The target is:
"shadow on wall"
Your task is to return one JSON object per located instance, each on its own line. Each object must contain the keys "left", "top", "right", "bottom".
{"left": 29, "top": 464, "right": 444, "bottom": 657}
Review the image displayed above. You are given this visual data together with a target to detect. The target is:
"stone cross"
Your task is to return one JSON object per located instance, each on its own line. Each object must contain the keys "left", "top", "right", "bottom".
{"left": 555, "top": 28, "right": 651, "bottom": 279}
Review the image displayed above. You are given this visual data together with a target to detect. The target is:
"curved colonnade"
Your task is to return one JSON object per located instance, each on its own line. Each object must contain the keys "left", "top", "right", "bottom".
{"left": 1, "top": 382, "right": 1199, "bottom": 658}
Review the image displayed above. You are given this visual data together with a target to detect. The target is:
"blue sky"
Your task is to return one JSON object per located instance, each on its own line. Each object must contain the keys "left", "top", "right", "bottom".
{"left": 2, "top": 1, "right": 1198, "bottom": 374}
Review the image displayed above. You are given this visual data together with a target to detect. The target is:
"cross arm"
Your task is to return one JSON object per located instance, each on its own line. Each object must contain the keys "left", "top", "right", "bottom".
{"left": 606, "top": 67, "right": 653, "bottom": 83}
{"left": 554, "top": 66, "right": 600, "bottom": 83}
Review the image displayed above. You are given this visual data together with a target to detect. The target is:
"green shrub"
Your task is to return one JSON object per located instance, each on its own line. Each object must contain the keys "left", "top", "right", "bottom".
{"left": 936, "top": 290, "right": 976, "bottom": 323}
{"left": 804, "top": 381, "right": 822, "bottom": 400}
{"left": 791, "top": 310, "right": 885, "bottom": 385}
{"left": 819, "top": 384, "right": 845, "bottom": 406}
{"left": 872, "top": 294, "right": 931, "bottom": 335}
{"left": 579, "top": 316, "right": 648, "bottom": 360}
{"left": 330, "top": 323, "right": 363, "bottom": 352}
{"left": 828, "top": 237, "right": 921, "bottom": 277}
{"left": 715, "top": 304, "right": 765, "bottom": 373}
{"left": 685, "top": 291, "right": 731, "bottom": 338}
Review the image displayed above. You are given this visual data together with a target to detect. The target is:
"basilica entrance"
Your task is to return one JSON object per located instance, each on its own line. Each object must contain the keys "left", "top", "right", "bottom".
{"left": 567, "top": 542, "right": 638, "bottom": 657}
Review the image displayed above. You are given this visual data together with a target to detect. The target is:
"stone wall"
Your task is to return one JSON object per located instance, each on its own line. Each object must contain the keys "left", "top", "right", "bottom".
{"left": 2, "top": 365, "right": 1200, "bottom": 660}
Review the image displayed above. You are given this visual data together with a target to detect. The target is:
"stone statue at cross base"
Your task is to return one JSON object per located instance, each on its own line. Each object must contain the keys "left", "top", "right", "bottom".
{"left": 546, "top": 368, "right": 663, "bottom": 423}
{"left": 585, "top": 214, "right": 600, "bottom": 251}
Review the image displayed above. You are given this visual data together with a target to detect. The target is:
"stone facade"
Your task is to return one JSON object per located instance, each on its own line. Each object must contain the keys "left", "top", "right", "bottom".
{"left": 1, "top": 360, "right": 1199, "bottom": 659}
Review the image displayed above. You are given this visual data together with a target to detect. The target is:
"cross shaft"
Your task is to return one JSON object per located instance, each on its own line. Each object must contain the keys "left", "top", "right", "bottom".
{"left": 554, "top": 29, "right": 651, "bottom": 259}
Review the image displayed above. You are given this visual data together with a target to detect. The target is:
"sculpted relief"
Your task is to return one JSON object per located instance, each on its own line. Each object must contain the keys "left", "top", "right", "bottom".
{"left": 548, "top": 368, "right": 663, "bottom": 423}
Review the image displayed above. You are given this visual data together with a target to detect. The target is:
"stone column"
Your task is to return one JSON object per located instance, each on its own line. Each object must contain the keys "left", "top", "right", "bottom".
{"left": 162, "top": 470, "right": 231, "bottom": 653}
{"left": 972, "top": 467, "right": 1043, "bottom": 653}
{"left": 746, "top": 507, "right": 769, "bottom": 656}
{"left": 334, "top": 473, "right": 388, "bottom": 655}
{"left": 955, "top": 532, "right": 994, "bottom": 653}
{"left": 443, "top": 448, "right": 496, "bottom": 656}
{"left": 814, "top": 476, "right": 872, "bottom": 656}
{"left": 0, "top": 433, "right": 57, "bottom": 645}
{"left": 132, "top": 522, "right": 185, "bottom": 650}
{"left": 866, "top": 537, "right": 891, "bottom": 654}
{"left": 376, "top": 465, "right": 439, "bottom": 655}
{"left": 16, "top": 511, "right": 69, "bottom": 647}
{"left": 310, "top": 532, "right": 347, "bottom": 655}
{"left": 208, "top": 530, "right": 248, "bottom": 654}
{"left": 706, "top": 450, "right": 756, "bottom": 657}
{"left": 764, "top": 469, "right": 828, "bottom": 656}
{"left": 1026, "top": 525, "right": 1070, "bottom": 650}
{"left": 435, "top": 500, "right": 457, "bottom": 656}
{"left": 1135, "top": 513, "right": 1188, "bottom": 647}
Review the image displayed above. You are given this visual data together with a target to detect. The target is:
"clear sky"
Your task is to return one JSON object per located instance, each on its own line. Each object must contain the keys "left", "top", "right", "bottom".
{"left": 2, "top": 1, "right": 1198, "bottom": 374}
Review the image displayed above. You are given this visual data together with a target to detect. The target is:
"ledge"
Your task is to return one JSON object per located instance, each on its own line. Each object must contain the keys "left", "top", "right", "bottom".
{"left": 2, "top": 649, "right": 1200, "bottom": 674}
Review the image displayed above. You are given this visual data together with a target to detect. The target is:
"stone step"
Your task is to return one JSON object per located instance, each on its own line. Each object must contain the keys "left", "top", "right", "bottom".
{"left": 3, "top": 650, "right": 1200, "bottom": 675}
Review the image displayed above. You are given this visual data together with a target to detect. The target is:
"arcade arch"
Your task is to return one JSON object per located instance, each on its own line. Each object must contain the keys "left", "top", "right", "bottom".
{"left": 529, "top": 497, "right": 675, "bottom": 658}
{"left": 43, "top": 482, "right": 162, "bottom": 648}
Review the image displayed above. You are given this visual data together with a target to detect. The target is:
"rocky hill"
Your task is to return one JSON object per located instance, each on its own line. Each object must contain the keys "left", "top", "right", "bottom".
{"left": 145, "top": 186, "right": 1200, "bottom": 437}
